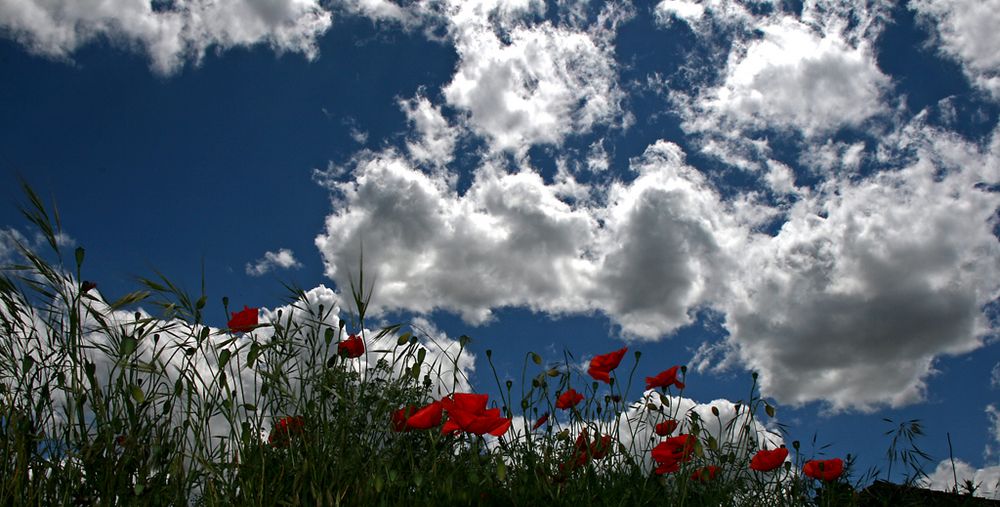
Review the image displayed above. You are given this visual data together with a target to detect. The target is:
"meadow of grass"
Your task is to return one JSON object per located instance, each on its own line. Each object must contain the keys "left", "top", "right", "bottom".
{"left": 0, "top": 185, "right": 981, "bottom": 506}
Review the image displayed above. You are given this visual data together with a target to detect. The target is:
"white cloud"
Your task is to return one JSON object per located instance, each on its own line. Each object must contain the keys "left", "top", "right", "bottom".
{"left": 0, "top": 227, "right": 28, "bottom": 264}
{"left": 400, "top": 93, "right": 460, "bottom": 169}
{"left": 314, "top": 141, "right": 740, "bottom": 338}
{"left": 0, "top": 226, "right": 75, "bottom": 264}
{"left": 992, "top": 362, "right": 1000, "bottom": 389}
{"left": 911, "top": 0, "right": 1000, "bottom": 100}
{"left": 1, "top": 276, "right": 475, "bottom": 464}
{"left": 988, "top": 404, "right": 1000, "bottom": 462}
{"left": 653, "top": 0, "right": 754, "bottom": 31}
{"left": 922, "top": 459, "right": 1000, "bottom": 499}
{"left": 586, "top": 139, "right": 610, "bottom": 173}
{"left": 615, "top": 390, "right": 784, "bottom": 475}
{"left": 245, "top": 248, "right": 303, "bottom": 276}
{"left": 496, "top": 389, "right": 784, "bottom": 482}
{"left": 0, "top": 0, "right": 333, "bottom": 75}
{"left": 654, "top": 0, "right": 706, "bottom": 25}
{"left": 690, "top": 16, "right": 888, "bottom": 137}
{"left": 705, "top": 125, "right": 1000, "bottom": 411}
{"left": 441, "top": 1, "right": 625, "bottom": 154}
{"left": 337, "top": 0, "right": 413, "bottom": 25}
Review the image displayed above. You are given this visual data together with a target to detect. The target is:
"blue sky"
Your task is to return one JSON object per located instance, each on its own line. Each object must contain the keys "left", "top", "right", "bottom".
{"left": 1, "top": 0, "right": 999, "bottom": 495}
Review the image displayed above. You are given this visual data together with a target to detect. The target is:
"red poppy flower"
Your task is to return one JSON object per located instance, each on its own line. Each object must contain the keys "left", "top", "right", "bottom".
{"left": 590, "top": 434, "right": 613, "bottom": 460}
{"left": 556, "top": 389, "right": 584, "bottom": 410}
{"left": 587, "top": 347, "right": 628, "bottom": 384}
{"left": 81, "top": 281, "right": 97, "bottom": 293}
{"left": 654, "top": 419, "right": 679, "bottom": 436}
{"left": 655, "top": 460, "right": 681, "bottom": 475}
{"left": 532, "top": 412, "right": 549, "bottom": 430}
{"left": 339, "top": 334, "right": 365, "bottom": 358}
{"left": 440, "top": 393, "right": 511, "bottom": 436}
{"left": 750, "top": 447, "right": 789, "bottom": 472}
{"left": 228, "top": 306, "right": 258, "bottom": 333}
{"left": 562, "top": 429, "right": 614, "bottom": 473}
{"left": 268, "top": 416, "right": 305, "bottom": 447}
{"left": 392, "top": 400, "right": 443, "bottom": 431}
{"left": 652, "top": 434, "right": 695, "bottom": 474}
{"left": 803, "top": 458, "right": 843, "bottom": 481}
{"left": 645, "top": 365, "right": 685, "bottom": 391}
{"left": 690, "top": 465, "right": 720, "bottom": 482}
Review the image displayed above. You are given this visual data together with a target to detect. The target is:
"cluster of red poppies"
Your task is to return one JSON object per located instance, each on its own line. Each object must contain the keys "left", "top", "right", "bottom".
{"left": 392, "top": 393, "right": 512, "bottom": 437}
{"left": 268, "top": 415, "right": 305, "bottom": 448}
{"left": 559, "top": 428, "right": 614, "bottom": 474}
{"left": 240, "top": 312, "right": 846, "bottom": 485}
{"left": 559, "top": 346, "right": 844, "bottom": 484}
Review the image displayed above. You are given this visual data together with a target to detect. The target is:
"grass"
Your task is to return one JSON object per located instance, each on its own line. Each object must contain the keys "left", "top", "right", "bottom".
{"left": 0, "top": 184, "right": 988, "bottom": 506}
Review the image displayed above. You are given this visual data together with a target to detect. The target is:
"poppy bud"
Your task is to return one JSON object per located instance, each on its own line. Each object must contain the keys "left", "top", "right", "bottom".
{"left": 486, "top": 349, "right": 492, "bottom": 358}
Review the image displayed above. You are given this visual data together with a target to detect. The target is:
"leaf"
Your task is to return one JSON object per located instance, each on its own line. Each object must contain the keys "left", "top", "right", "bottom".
{"left": 21, "top": 355, "right": 34, "bottom": 373}
{"left": 109, "top": 291, "right": 150, "bottom": 311}
{"left": 247, "top": 342, "right": 260, "bottom": 368}
{"left": 120, "top": 337, "right": 137, "bottom": 357}
{"left": 218, "top": 349, "right": 232, "bottom": 369}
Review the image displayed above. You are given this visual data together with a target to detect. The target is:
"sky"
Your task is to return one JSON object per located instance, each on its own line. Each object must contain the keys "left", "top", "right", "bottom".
{"left": 1, "top": 0, "right": 999, "bottom": 496}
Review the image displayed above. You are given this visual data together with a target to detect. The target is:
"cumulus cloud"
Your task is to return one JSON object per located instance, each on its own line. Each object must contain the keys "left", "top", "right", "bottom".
{"left": 911, "top": 0, "right": 1000, "bottom": 100}
{"left": 496, "top": 389, "right": 784, "bottom": 482}
{"left": 0, "top": 276, "right": 474, "bottom": 460}
{"left": 316, "top": 114, "right": 1000, "bottom": 412}
{"left": 245, "top": 248, "right": 303, "bottom": 276}
{"left": 616, "top": 391, "right": 784, "bottom": 475}
{"left": 0, "top": 0, "right": 333, "bottom": 74}
{"left": 992, "top": 362, "right": 1000, "bottom": 389}
{"left": 440, "top": 0, "right": 626, "bottom": 154}
{"left": 922, "top": 459, "right": 1000, "bottom": 499}
{"left": 653, "top": 1, "right": 892, "bottom": 173}
{"left": 314, "top": 140, "right": 740, "bottom": 339}
{"left": 701, "top": 124, "right": 1000, "bottom": 411}
{"left": 685, "top": 16, "right": 889, "bottom": 138}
